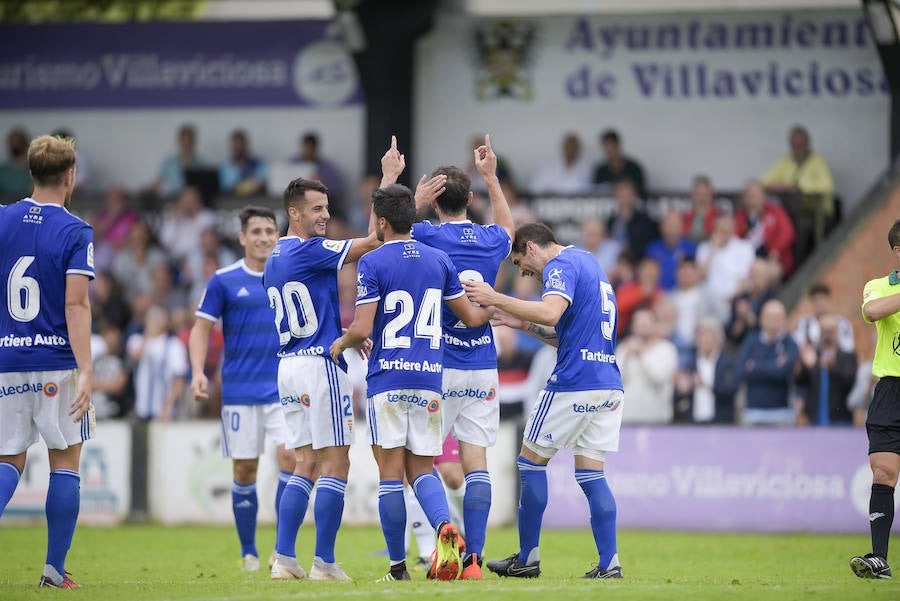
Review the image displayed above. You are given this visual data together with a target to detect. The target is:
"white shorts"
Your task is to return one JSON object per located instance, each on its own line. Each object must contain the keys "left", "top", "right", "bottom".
{"left": 441, "top": 368, "right": 500, "bottom": 447}
{"left": 0, "top": 369, "right": 95, "bottom": 455}
{"left": 523, "top": 388, "right": 624, "bottom": 461}
{"left": 220, "top": 403, "right": 291, "bottom": 460}
{"left": 367, "top": 389, "right": 443, "bottom": 456}
{"left": 278, "top": 355, "right": 353, "bottom": 450}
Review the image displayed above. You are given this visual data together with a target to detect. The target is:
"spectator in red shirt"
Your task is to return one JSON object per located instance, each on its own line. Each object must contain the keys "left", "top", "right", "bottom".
{"left": 734, "top": 180, "right": 796, "bottom": 278}
{"left": 682, "top": 175, "right": 720, "bottom": 244}
{"left": 616, "top": 257, "right": 664, "bottom": 337}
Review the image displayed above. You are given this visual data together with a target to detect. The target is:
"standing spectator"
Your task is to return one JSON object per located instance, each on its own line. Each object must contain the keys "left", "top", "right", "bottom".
{"left": 674, "top": 317, "right": 741, "bottom": 424}
{"left": 292, "top": 132, "right": 344, "bottom": 214}
{"left": 738, "top": 299, "right": 799, "bottom": 426}
{"left": 615, "top": 258, "right": 664, "bottom": 337}
{"left": 734, "top": 180, "right": 796, "bottom": 278}
{"left": 668, "top": 259, "right": 719, "bottom": 361}
{"left": 795, "top": 313, "right": 858, "bottom": 426}
{"left": 726, "top": 258, "right": 778, "bottom": 348}
{"left": 592, "top": 129, "right": 646, "bottom": 197}
{"left": 219, "top": 129, "right": 267, "bottom": 196}
{"left": 606, "top": 179, "right": 658, "bottom": 260}
{"left": 150, "top": 124, "right": 207, "bottom": 197}
{"left": 111, "top": 221, "right": 168, "bottom": 298}
{"left": 793, "top": 282, "right": 855, "bottom": 353}
{"left": 696, "top": 214, "right": 756, "bottom": 322}
{"left": 530, "top": 132, "right": 591, "bottom": 195}
{"left": 91, "top": 320, "right": 129, "bottom": 419}
{"left": 158, "top": 186, "right": 216, "bottom": 263}
{"left": 126, "top": 305, "right": 188, "bottom": 421}
{"left": 645, "top": 209, "right": 697, "bottom": 291}
{"left": 682, "top": 175, "right": 720, "bottom": 243}
{"left": 617, "top": 308, "right": 678, "bottom": 424}
{"left": 579, "top": 218, "right": 621, "bottom": 275}
{"left": 90, "top": 271, "right": 132, "bottom": 333}
{"left": 0, "top": 128, "right": 31, "bottom": 203}
{"left": 91, "top": 186, "right": 139, "bottom": 272}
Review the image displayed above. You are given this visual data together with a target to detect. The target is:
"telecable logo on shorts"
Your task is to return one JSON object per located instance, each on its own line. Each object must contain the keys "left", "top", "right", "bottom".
{"left": 442, "top": 387, "right": 497, "bottom": 401}
{"left": 386, "top": 392, "right": 431, "bottom": 407}
{"left": 572, "top": 399, "right": 621, "bottom": 413}
{"left": 0, "top": 381, "right": 56, "bottom": 398}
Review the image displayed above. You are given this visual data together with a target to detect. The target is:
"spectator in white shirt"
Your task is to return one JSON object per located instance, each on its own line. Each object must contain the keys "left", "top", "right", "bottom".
{"left": 792, "top": 282, "right": 855, "bottom": 353}
{"left": 617, "top": 307, "right": 679, "bottom": 424}
{"left": 696, "top": 213, "right": 756, "bottom": 322}
{"left": 530, "top": 132, "right": 592, "bottom": 195}
{"left": 126, "top": 305, "right": 188, "bottom": 421}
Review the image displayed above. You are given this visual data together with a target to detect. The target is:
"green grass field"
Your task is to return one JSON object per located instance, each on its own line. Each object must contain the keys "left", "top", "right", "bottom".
{"left": 0, "top": 525, "right": 897, "bottom": 600}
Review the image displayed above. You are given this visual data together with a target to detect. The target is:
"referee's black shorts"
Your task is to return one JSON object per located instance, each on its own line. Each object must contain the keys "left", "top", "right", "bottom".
{"left": 867, "top": 376, "right": 900, "bottom": 455}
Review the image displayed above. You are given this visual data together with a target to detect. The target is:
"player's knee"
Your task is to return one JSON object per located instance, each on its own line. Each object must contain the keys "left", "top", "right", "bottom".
{"left": 872, "top": 463, "right": 899, "bottom": 487}
{"left": 233, "top": 461, "right": 258, "bottom": 484}
{"left": 320, "top": 454, "right": 350, "bottom": 479}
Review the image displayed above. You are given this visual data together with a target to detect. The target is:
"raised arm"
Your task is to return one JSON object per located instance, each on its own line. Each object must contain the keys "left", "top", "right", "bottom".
{"left": 65, "top": 274, "right": 93, "bottom": 422}
{"left": 475, "top": 134, "right": 514, "bottom": 240}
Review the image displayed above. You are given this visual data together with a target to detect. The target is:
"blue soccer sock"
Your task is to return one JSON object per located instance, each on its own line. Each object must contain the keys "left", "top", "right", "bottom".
{"left": 413, "top": 472, "right": 451, "bottom": 529}
{"left": 378, "top": 480, "right": 407, "bottom": 563}
{"left": 314, "top": 476, "right": 346, "bottom": 563}
{"left": 232, "top": 480, "right": 258, "bottom": 558}
{"left": 275, "top": 470, "right": 291, "bottom": 519}
{"left": 275, "top": 475, "right": 314, "bottom": 558}
{"left": 0, "top": 462, "right": 21, "bottom": 515}
{"left": 576, "top": 469, "right": 619, "bottom": 570}
{"left": 517, "top": 456, "right": 547, "bottom": 565}
{"left": 45, "top": 470, "right": 80, "bottom": 577}
{"left": 463, "top": 470, "right": 492, "bottom": 558}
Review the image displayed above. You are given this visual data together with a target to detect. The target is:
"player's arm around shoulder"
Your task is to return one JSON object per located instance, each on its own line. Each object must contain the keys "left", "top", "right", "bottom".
{"left": 862, "top": 277, "right": 900, "bottom": 323}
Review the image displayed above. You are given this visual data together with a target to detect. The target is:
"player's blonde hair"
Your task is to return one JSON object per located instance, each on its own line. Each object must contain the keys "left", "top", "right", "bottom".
{"left": 27, "top": 134, "right": 76, "bottom": 187}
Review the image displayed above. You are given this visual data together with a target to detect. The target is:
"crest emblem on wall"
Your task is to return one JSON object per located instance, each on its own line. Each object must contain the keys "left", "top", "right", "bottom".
{"left": 473, "top": 20, "right": 537, "bottom": 100}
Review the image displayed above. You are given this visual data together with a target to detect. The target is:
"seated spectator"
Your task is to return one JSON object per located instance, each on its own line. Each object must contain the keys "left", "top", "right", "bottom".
{"left": 52, "top": 128, "right": 89, "bottom": 192}
{"left": 792, "top": 281, "right": 855, "bottom": 353}
{"left": 91, "top": 319, "right": 129, "bottom": 419}
{"left": 646, "top": 209, "right": 697, "bottom": 291}
{"left": 292, "top": 131, "right": 344, "bottom": 214}
{"left": 696, "top": 214, "right": 756, "bottom": 322}
{"left": 111, "top": 220, "right": 168, "bottom": 298}
{"left": 739, "top": 299, "right": 799, "bottom": 425}
{"left": 150, "top": 124, "right": 207, "bottom": 197}
{"left": 726, "top": 258, "right": 778, "bottom": 348}
{"left": 617, "top": 307, "right": 678, "bottom": 424}
{"left": 530, "top": 132, "right": 591, "bottom": 195}
{"left": 90, "top": 271, "right": 132, "bottom": 332}
{"left": 126, "top": 305, "right": 188, "bottom": 421}
{"left": 734, "top": 180, "right": 796, "bottom": 277}
{"left": 219, "top": 129, "right": 266, "bottom": 196}
{"left": 674, "top": 317, "right": 740, "bottom": 424}
{"left": 606, "top": 179, "right": 659, "bottom": 260}
{"left": 682, "top": 175, "right": 720, "bottom": 243}
{"left": 667, "top": 259, "right": 720, "bottom": 362}
{"left": 610, "top": 249, "right": 636, "bottom": 292}
{"left": 592, "top": 128, "right": 646, "bottom": 197}
{"left": 149, "top": 263, "right": 188, "bottom": 313}
{"left": 183, "top": 227, "right": 238, "bottom": 295}
{"left": 616, "top": 257, "right": 663, "bottom": 337}
{"left": 92, "top": 186, "right": 139, "bottom": 271}
{"left": 795, "top": 313, "right": 858, "bottom": 426}
{"left": 158, "top": 186, "right": 216, "bottom": 263}
{"left": 0, "top": 127, "right": 31, "bottom": 203}
{"left": 579, "top": 217, "right": 621, "bottom": 275}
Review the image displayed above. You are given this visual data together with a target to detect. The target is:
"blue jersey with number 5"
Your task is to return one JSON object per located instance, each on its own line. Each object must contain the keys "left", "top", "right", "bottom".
{"left": 542, "top": 247, "right": 622, "bottom": 392}
{"left": 356, "top": 240, "right": 465, "bottom": 397}
{"left": 262, "top": 236, "right": 351, "bottom": 368}
{"left": 0, "top": 199, "right": 95, "bottom": 373}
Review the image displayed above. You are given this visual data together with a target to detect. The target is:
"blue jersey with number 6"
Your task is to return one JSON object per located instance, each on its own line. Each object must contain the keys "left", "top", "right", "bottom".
{"left": 356, "top": 240, "right": 465, "bottom": 397}
{"left": 262, "top": 236, "right": 351, "bottom": 368}
{"left": 0, "top": 199, "right": 95, "bottom": 373}
{"left": 542, "top": 246, "right": 622, "bottom": 392}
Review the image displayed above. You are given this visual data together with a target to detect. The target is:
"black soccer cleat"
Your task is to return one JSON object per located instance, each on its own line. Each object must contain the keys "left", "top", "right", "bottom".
{"left": 485, "top": 553, "right": 541, "bottom": 578}
{"left": 582, "top": 564, "right": 623, "bottom": 579}
{"left": 850, "top": 554, "right": 892, "bottom": 579}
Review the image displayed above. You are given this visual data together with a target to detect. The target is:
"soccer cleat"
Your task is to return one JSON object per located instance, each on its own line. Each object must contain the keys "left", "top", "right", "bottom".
{"left": 39, "top": 571, "right": 81, "bottom": 589}
{"left": 268, "top": 550, "right": 277, "bottom": 570}
{"left": 486, "top": 553, "right": 541, "bottom": 578}
{"left": 850, "top": 554, "right": 892, "bottom": 579}
{"left": 241, "top": 554, "right": 260, "bottom": 572}
{"left": 432, "top": 522, "right": 461, "bottom": 581}
{"left": 270, "top": 554, "right": 307, "bottom": 579}
{"left": 582, "top": 564, "right": 623, "bottom": 579}
{"left": 309, "top": 556, "right": 352, "bottom": 581}
{"left": 377, "top": 569, "right": 411, "bottom": 582}
{"left": 459, "top": 553, "right": 483, "bottom": 580}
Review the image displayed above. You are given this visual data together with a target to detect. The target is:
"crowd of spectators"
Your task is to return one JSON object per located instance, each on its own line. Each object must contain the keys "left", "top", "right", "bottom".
{"left": 0, "top": 121, "right": 870, "bottom": 428}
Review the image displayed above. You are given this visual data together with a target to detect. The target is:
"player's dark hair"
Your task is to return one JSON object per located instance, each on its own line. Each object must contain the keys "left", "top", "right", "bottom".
{"left": 512, "top": 223, "right": 558, "bottom": 255}
{"left": 27, "top": 134, "right": 76, "bottom": 187}
{"left": 430, "top": 165, "right": 470, "bottom": 215}
{"left": 239, "top": 205, "right": 277, "bottom": 232}
{"left": 889, "top": 220, "right": 900, "bottom": 249}
{"left": 372, "top": 184, "right": 415, "bottom": 234}
{"left": 283, "top": 178, "right": 329, "bottom": 213}
{"left": 600, "top": 129, "right": 620, "bottom": 145}
{"left": 808, "top": 282, "right": 831, "bottom": 297}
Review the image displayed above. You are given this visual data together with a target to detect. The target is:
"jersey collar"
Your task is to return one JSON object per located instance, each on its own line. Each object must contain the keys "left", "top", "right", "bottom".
{"left": 240, "top": 259, "right": 264, "bottom": 277}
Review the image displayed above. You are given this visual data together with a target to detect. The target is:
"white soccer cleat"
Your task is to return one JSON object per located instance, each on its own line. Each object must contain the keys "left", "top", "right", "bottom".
{"left": 270, "top": 554, "right": 307, "bottom": 580}
{"left": 268, "top": 550, "right": 277, "bottom": 570}
{"left": 309, "top": 556, "right": 352, "bottom": 581}
{"left": 241, "top": 554, "right": 260, "bottom": 572}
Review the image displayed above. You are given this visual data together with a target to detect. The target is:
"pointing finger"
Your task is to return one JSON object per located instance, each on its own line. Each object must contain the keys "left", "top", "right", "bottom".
{"left": 391, "top": 135, "right": 397, "bottom": 150}
{"left": 484, "top": 133, "right": 492, "bottom": 150}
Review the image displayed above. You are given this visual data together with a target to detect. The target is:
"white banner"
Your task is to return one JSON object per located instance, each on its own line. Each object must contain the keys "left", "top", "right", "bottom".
{"left": 4, "top": 421, "right": 132, "bottom": 525}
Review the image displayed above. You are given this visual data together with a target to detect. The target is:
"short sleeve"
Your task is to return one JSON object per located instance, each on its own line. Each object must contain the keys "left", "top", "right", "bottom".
{"left": 305, "top": 238, "right": 353, "bottom": 271}
{"left": 484, "top": 223, "right": 512, "bottom": 257}
{"left": 411, "top": 221, "right": 432, "bottom": 240}
{"left": 441, "top": 253, "right": 465, "bottom": 301}
{"left": 195, "top": 274, "right": 225, "bottom": 323}
{"left": 862, "top": 279, "right": 885, "bottom": 324}
{"left": 542, "top": 257, "right": 574, "bottom": 304}
{"left": 355, "top": 255, "right": 380, "bottom": 305}
{"left": 65, "top": 223, "right": 95, "bottom": 279}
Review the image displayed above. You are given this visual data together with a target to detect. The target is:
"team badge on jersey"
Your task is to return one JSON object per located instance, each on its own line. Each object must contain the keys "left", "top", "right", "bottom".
{"left": 44, "top": 381, "right": 59, "bottom": 397}
{"left": 322, "top": 239, "right": 344, "bottom": 253}
{"left": 87, "top": 243, "right": 94, "bottom": 268}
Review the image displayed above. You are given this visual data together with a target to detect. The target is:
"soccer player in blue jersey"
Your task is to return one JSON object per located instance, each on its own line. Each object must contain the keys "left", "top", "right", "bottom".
{"left": 0, "top": 135, "right": 94, "bottom": 589}
{"left": 263, "top": 139, "right": 404, "bottom": 581}
{"left": 189, "top": 206, "right": 295, "bottom": 572}
{"left": 465, "top": 222, "right": 625, "bottom": 580}
{"left": 330, "top": 183, "right": 493, "bottom": 582}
